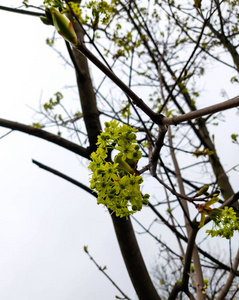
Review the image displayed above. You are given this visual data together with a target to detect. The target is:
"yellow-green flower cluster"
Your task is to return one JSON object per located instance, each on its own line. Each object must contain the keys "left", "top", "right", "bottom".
{"left": 206, "top": 206, "right": 239, "bottom": 239}
{"left": 89, "top": 120, "right": 149, "bottom": 218}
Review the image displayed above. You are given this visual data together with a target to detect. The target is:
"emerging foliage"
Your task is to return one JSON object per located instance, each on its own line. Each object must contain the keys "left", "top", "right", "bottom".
{"left": 206, "top": 206, "right": 239, "bottom": 239}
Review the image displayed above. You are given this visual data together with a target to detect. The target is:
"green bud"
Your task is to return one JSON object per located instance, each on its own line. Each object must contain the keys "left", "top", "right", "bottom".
{"left": 40, "top": 16, "right": 53, "bottom": 26}
{"left": 195, "top": 184, "right": 209, "bottom": 197}
{"left": 49, "top": 7, "right": 79, "bottom": 46}
{"left": 137, "top": 177, "right": 143, "bottom": 184}
{"left": 96, "top": 168, "right": 105, "bottom": 175}
{"left": 126, "top": 132, "right": 136, "bottom": 140}
{"left": 142, "top": 199, "right": 148, "bottom": 206}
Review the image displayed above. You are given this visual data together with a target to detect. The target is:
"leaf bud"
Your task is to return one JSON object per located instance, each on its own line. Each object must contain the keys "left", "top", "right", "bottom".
{"left": 132, "top": 205, "right": 138, "bottom": 211}
{"left": 142, "top": 199, "right": 148, "bottom": 206}
{"left": 40, "top": 16, "right": 53, "bottom": 25}
{"left": 49, "top": 7, "right": 79, "bottom": 46}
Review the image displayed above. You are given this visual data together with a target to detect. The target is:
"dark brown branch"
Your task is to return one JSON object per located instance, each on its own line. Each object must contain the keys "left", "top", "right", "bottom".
{"left": 73, "top": 42, "right": 163, "bottom": 125}
{"left": 32, "top": 159, "right": 96, "bottom": 196}
{"left": 216, "top": 248, "right": 239, "bottom": 300}
{"left": 0, "top": 118, "right": 90, "bottom": 159}
{"left": 168, "top": 227, "right": 198, "bottom": 300}
{"left": 150, "top": 124, "right": 168, "bottom": 175}
{"left": 110, "top": 214, "right": 161, "bottom": 300}
{"left": 0, "top": 5, "right": 43, "bottom": 17}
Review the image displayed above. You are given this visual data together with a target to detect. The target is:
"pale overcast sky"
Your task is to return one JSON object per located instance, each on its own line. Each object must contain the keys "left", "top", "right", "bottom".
{"left": 0, "top": 1, "right": 238, "bottom": 300}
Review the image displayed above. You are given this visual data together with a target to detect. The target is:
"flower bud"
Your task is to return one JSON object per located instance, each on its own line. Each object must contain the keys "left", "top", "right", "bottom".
{"left": 40, "top": 16, "right": 53, "bottom": 26}
{"left": 49, "top": 7, "right": 78, "bottom": 46}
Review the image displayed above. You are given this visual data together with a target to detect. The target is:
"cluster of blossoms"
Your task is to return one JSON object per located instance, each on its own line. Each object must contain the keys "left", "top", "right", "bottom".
{"left": 206, "top": 206, "right": 239, "bottom": 239}
{"left": 89, "top": 120, "right": 149, "bottom": 218}
{"left": 196, "top": 195, "right": 239, "bottom": 239}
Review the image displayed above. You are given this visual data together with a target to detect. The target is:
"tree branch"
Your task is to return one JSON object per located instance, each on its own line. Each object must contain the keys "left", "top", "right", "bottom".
{"left": 32, "top": 159, "right": 96, "bottom": 196}
{"left": 74, "top": 42, "right": 163, "bottom": 125}
{"left": 168, "top": 228, "right": 198, "bottom": 300}
{"left": 163, "top": 95, "right": 239, "bottom": 125}
{"left": 216, "top": 247, "right": 239, "bottom": 300}
{"left": 0, "top": 118, "right": 90, "bottom": 158}
{"left": 84, "top": 246, "right": 132, "bottom": 300}
{"left": 0, "top": 5, "right": 43, "bottom": 17}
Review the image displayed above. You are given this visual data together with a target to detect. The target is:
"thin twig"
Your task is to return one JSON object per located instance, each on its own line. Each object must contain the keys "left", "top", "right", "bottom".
{"left": 84, "top": 246, "right": 132, "bottom": 300}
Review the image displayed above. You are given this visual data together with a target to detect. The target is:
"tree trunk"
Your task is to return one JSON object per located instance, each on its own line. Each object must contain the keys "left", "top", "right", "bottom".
{"left": 69, "top": 7, "right": 160, "bottom": 299}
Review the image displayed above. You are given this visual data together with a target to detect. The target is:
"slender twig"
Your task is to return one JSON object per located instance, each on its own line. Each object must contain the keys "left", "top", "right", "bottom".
{"left": 132, "top": 216, "right": 182, "bottom": 259}
{"left": 159, "top": 18, "right": 208, "bottom": 113}
{"left": 84, "top": 247, "right": 132, "bottom": 300}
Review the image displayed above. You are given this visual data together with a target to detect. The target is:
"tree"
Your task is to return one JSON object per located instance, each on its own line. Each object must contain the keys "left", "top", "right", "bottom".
{"left": 0, "top": 1, "right": 239, "bottom": 299}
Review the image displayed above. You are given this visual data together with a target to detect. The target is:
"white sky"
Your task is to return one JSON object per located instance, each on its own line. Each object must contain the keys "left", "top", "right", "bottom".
{"left": 0, "top": 1, "right": 239, "bottom": 300}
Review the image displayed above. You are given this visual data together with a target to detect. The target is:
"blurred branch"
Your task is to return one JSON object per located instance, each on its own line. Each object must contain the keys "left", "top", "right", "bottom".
{"left": 216, "top": 248, "right": 239, "bottom": 300}
{"left": 0, "top": 5, "right": 43, "bottom": 17}
{"left": 168, "top": 228, "right": 198, "bottom": 300}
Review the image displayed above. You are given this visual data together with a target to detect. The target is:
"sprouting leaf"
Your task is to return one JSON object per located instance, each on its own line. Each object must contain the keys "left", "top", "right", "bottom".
{"left": 31, "top": 123, "right": 45, "bottom": 129}
{"left": 194, "top": 185, "right": 209, "bottom": 197}
{"left": 194, "top": 0, "right": 202, "bottom": 9}
{"left": 231, "top": 134, "right": 238, "bottom": 144}
{"left": 230, "top": 76, "right": 239, "bottom": 84}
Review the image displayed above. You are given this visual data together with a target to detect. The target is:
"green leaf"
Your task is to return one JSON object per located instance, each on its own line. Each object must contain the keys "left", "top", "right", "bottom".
{"left": 31, "top": 123, "right": 45, "bottom": 129}
{"left": 231, "top": 134, "right": 238, "bottom": 144}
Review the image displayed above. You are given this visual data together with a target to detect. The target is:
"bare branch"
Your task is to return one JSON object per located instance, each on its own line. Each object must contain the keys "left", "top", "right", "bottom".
{"left": 0, "top": 118, "right": 89, "bottom": 158}
{"left": 163, "top": 96, "right": 239, "bottom": 126}
{"left": 0, "top": 5, "right": 43, "bottom": 17}
{"left": 216, "top": 248, "right": 239, "bottom": 300}
{"left": 32, "top": 159, "right": 96, "bottom": 196}
{"left": 84, "top": 246, "right": 132, "bottom": 300}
